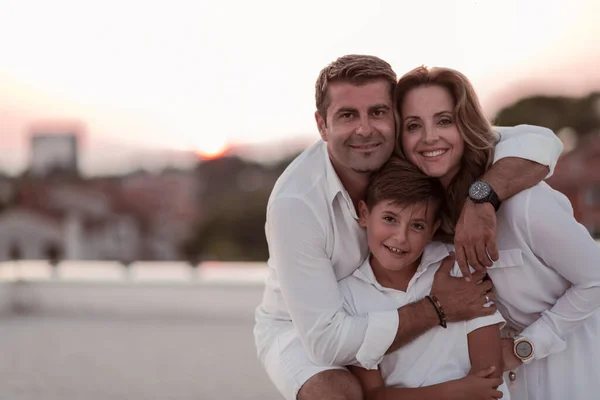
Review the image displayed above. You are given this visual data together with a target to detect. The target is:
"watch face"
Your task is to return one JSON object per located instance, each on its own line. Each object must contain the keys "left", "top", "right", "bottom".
{"left": 469, "top": 181, "right": 491, "bottom": 200}
{"left": 515, "top": 340, "right": 533, "bottom": 358}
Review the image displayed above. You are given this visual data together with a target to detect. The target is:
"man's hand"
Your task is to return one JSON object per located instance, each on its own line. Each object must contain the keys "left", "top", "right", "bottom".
{"left": 455, "top": 199, "right": 499, "bottom": 278}
{"left": 430, "top": 253, "right": 496, "bottom": 322}
{"left": 501, "top": 338, "right": 523, "bottom": 372}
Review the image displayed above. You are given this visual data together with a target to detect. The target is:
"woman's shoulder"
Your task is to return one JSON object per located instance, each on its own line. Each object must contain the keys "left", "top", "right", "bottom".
{"left": 499, "top": 182, "right": 574, "bottom": 223}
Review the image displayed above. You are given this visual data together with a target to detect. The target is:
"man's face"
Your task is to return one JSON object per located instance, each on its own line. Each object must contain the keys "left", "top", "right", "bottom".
{"left": 315, "top": 80, "right": 395, "bottom": 175}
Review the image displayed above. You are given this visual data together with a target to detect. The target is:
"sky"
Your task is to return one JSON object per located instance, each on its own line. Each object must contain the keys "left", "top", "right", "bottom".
{"left": 0, "top": 0, "right": 599, "bottom": 175}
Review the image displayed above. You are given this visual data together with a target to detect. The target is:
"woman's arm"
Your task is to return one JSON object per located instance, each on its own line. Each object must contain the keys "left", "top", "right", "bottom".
{"left": 348, "top": 365, "right": 503, "bottom": 400}
{"left": 517, "top": 184, "right": 600, "bottom": 360}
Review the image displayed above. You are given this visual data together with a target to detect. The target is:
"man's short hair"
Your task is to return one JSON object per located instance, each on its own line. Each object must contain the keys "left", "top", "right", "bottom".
{"left": 365, "top": 157, "right": 446, "bottom": 221}
{"left": 315, "top": 55, "right": 397, "bottom": 120}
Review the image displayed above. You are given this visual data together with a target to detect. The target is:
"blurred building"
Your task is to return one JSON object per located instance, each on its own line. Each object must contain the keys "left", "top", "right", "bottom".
{"left": 548, "top": 134, "right": 600, "bottom": 238}
{"left": 0, "top": 184, "right": 141, "bottom": 262}
{"left": 29, "top": 132, "right": 79, "bottom": 177}
{"left": 118, "top": 169, "right": 200, "bottom": 260}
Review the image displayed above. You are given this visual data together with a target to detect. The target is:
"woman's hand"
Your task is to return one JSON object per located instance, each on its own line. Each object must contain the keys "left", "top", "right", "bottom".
{"left": 501, "top": 338, "right": 523, "bottom": 371}
{"left": 455, "top": 200, "right": 498, "bottom": 277}
{"left": 447, "top": 366, "right": 504, "bottom": 400}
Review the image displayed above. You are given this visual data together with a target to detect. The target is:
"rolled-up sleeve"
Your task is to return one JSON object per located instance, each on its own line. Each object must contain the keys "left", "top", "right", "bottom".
{"left": 268, "top": 197, "right": 398, "bottom": 368}
{"left": 493, "top": 125, "right": 563, "bottom": 178}
{"left": 520, "top": 184, "right": 600, "bottom": 360}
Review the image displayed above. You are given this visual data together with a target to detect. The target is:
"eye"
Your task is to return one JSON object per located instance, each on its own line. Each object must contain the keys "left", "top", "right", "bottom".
{"left": 411, "top": 223, "right": 425, "bottom": 230}
{"left": 406, "top": 122, "right": 420, "bottom": 132}
{"left": 372, "top": 109, "right": 387, "bottom": 117}
{"left": 340, "top": 112, "right": 354, "bottom": 120}
{"left": 383, "top": 216, "right": 396, "bottom": 223}
{"left": 438, "top": 117, "right": 453, "bottom": 126}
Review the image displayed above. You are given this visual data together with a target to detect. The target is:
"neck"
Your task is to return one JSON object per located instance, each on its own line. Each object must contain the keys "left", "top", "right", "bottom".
{"left": 440, "top": 170, "right": 458, "bottom": 189}
{"left": 328, "top": 154, "right": 371, "bottom": 211}
{"left": 370, "top": 255, "right": 421, "bottom": 292}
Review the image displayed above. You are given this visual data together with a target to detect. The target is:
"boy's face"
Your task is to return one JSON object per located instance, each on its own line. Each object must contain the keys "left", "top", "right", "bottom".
{"left": 359, "top": 199, "right": 440, "bottom": 272}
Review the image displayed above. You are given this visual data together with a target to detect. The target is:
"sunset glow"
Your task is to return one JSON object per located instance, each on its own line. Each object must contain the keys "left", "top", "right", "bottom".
{"left": 0, "top": 0, "right": 598, "bottom": 175}
{"left": 194, "top": 137, "right": 230, "bottom": 160}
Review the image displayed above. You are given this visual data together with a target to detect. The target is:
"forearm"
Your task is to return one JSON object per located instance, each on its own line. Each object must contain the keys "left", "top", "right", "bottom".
{"left": 483, "top": 157, "right": 548, "bottom": 201}
{"left": 387, "top": 298, "right": 439, "bottom": 353}
{"left": 468, "top": 325, "right": 503, "bottom": 379}
{"left": 365, "top": 381, "right": 460, "bottom": 400}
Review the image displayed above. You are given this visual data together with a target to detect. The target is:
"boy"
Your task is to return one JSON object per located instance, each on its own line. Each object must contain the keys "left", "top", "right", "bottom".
{"left": 339, "top": 157, "right": 511, "bottom": 399}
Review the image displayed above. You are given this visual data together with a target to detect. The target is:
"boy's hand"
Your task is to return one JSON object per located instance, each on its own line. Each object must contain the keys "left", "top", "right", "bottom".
{"left": 430, "top": 253, "right": 496, "bottom": 322}
{"left": 455, "top": 200, "right": 499, "bottom": 277}
{"left": 448, "top": 366, "right": 504, "bottom": 400}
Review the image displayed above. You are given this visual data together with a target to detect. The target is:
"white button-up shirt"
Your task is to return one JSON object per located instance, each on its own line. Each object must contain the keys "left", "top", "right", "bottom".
{"left": 489, "top": 181, "right": 600, "bottom": 400}
{"left": 254, "top": 125, "right": 563, "bottom": 369}
{"left": 339, "top": 242, "right": 509, "bottom": 399}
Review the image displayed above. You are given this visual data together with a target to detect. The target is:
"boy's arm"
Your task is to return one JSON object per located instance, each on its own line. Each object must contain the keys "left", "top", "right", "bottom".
{"left": 348, "top": 365, "right": 502, "bottom": 400}
{"left": 455, "top": 124, "right": 563, "bottom": 275}
{"left": 467, "top": 324, "right": 504, "bottom": 379}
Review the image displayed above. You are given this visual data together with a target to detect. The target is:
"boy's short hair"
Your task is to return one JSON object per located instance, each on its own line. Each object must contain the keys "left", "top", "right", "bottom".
{"left": 365, "top": 157, "right": 446, "bottom": 221}
{"left": 315, "top": 54, "right": 397, "bottom": 120}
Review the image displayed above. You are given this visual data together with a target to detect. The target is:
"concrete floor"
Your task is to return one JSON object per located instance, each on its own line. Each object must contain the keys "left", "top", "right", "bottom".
{"left": 0, "top": 283, "right": 282, "bottom": 400}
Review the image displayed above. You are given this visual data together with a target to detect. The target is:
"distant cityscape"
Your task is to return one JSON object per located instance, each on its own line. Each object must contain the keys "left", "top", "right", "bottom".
{"left": 0, "top": 122, "right": 294, "bottom": 264}
{"left": 0, "top": 91, "right": 599, "bottom": 264}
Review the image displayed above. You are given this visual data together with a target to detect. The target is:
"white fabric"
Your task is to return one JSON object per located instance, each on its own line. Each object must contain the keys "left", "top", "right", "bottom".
{"left": 254, "top": 126, "right": 561, "bottom": 375}
{"left": 260, "top": 324, "right": 346, "bottom": 400}
{"left": 489, "top": 182, "right": 600, "bottom": 400}
{"left": 493, "top": 125, "right": 563, "bottom": 177}
{"left": 339, "top": 242, "right": 509, "bottom": 398}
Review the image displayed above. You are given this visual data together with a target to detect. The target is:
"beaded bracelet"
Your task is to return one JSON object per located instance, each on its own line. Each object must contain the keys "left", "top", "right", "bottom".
{"left": 426, "top": 295, "right": 447, "bottom": 329}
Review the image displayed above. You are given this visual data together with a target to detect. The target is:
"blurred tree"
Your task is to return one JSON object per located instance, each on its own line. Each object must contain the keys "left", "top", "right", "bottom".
{"left": 494, "top": 92, "right": 600, "bottom": 136}
{"left": 183, "top": 153, "right": 298, "bottom": 261}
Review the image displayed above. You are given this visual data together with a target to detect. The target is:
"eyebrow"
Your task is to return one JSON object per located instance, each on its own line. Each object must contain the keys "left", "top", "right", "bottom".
{"left": 334, "top": 104, "right": 390, "bottom": 115}
{"left": 404, "top": 110, "right": 453, "bottom": 120}
{"left": 334, "top": 107, "right": 358, "bottom": 115}
{"left": 369, "top": 104, "right": 391, "bottom": 111}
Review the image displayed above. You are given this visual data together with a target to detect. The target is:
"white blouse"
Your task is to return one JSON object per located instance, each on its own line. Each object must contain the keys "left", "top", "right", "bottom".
{"left": 488, "top": 182, "right": 600, "bottom": 400}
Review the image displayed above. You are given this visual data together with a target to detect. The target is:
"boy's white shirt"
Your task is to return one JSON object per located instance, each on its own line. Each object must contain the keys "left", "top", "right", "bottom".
{"left": 254, "top": 125, "right": 563, "bottom": 369}
{"left": 339, "top": 241, "right": 508, "bottom": 393}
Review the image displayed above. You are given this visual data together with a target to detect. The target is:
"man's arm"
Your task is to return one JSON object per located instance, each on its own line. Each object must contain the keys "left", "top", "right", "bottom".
{"left": 348, "top": 365, "right": 503, "bottom": 400}
{"left": 455, "top": 125, "right": 563, "bottom": 274}
{"left": 389, "top": 254, "right": 496, "bottom": 351}
{"left": 269, "top": 199, "right": 496, "bottom": 368}
{"left": 269, "top": 197, "right": 397, "bottom": 368}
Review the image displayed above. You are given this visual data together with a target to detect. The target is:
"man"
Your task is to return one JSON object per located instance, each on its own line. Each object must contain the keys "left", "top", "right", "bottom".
{"left": 254, "top": 55, "right": 563, "bottom": 400}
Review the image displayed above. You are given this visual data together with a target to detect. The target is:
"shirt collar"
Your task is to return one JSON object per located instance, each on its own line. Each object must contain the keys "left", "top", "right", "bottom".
{"left": 322, "top": 141, "right": 358, "bottom": 219}
{"left": 352, "top": 241, "right": 452, "bottom": 289}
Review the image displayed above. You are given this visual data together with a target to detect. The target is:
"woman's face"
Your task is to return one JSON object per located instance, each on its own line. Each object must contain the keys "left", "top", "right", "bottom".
{"left": 400, "top": 85, "right": 464, "bottom": 187}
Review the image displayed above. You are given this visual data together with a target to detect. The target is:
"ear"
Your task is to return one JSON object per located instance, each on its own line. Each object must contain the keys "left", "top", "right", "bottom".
{"left": 358, "top": 200, "right": 369, "bottom": 228}
{"left": 315, "top": 111, "right": 327, "bottom": 142}
{"left": 432, "top": 219, "right": 442, "bottom": 236}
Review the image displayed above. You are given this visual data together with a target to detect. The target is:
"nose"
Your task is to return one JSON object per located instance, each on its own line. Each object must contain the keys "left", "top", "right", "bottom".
{"left": 393, "top": 225, "right": 409, "bottom": 244}
{"left": 356, "top": 115, "right": 373, "bottom": 136}
{"left": 422, "top": 123, "right": 439, "bottom": 144}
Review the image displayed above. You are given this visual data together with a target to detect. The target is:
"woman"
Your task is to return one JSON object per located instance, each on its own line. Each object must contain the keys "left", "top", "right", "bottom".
{"left": 395, "top": 66, "right": 600, "bottom": 400}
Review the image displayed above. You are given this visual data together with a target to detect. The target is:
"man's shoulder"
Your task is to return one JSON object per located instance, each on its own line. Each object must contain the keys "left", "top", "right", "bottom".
{"left": 269, "top": 140, "right": 330, "bottom": 205}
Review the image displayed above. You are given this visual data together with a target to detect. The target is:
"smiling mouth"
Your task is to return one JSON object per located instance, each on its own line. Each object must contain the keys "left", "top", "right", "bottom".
{"left": 384, "top": 244, "right": 406, "bottom": 255}
{"left": 420, "top": 149, "right": 447, "bottom": 158}
{"left": 350, "top": 143, "right": 381, "bottom": 151}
